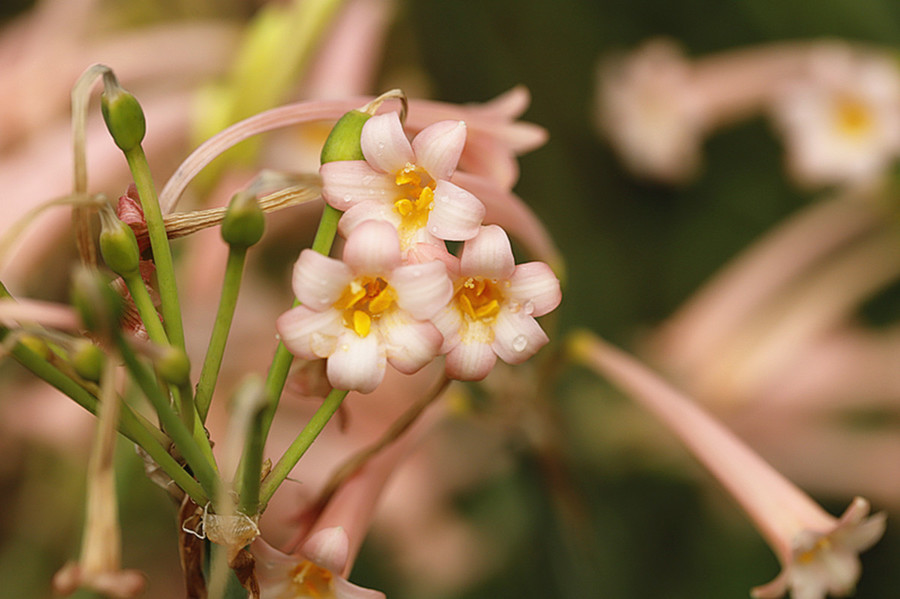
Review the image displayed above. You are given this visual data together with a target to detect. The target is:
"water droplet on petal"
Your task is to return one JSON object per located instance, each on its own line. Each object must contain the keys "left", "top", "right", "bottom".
{"left": 343, "top": 194, "right": 352, "bottom": 205}
{"left": 523, "top": 300, "right": 535, "bottom": 315}
{"left": 512, "top": 335, "right": 528, "bottom": 352}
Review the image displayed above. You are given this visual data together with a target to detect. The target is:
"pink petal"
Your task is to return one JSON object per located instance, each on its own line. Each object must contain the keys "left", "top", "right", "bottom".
{"left": 411, "top": 120, "right": 467, "bottom": 181}
{"left": 429, "top": 180, "right": 486, "bottom": 241}
{"left": 320, "top": 161, "right": 396, "bottom": 211}
{"left": 379, "top": 310, "right": 443, "bottom": 374}
{"left": 292, "top": 250, "right": 353, "bottom": 310}
{"left": 327, "top": 330, "right": 386, "bottom": 393}
{"left": 405, "top": 241, "right": 460, "bottom": 273}
{"left": 389, "top": 261, "right": 453, "bottom": 320}
{"left": 341, "top": 220, "right": 402, "bottom": 274}
{"left": 360, "top": 112, "right": 414, "bottom": 173}
{"left": 333, "top": 577, "right": 387, "bottom": 599}
{"left": 459, "top": 224, "right": 516, "bottom": 279}
{"left": 445, "top": 341, "right": 497, "bottom": 381}
{"left": 491, "top": 308, "right": 549, "bottom": 364}
{"left": 431, "top": 305, "right": 463, "bottom": 353}
{"left": 301, "top": 527, "right": 350, "bottom": 574}
{"left": 337, "top": 199, "right": 401, "bottom": 238}
{"left": 276, "top": 306, "right": 342, "bottom": 360}
{"left": 507, "top": 262, "right": 562, "bottom": 317}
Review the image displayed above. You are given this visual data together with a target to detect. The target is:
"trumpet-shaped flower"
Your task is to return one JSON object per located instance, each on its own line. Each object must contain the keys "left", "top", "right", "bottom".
{"left": 276, "top": 221, "right": 451, "bottom": 393}
{"left": 771, "top": 43, "right": 900, "bottom": 187}
{"left": 431, "top": 225, "right": 561, "bottom": 381}
{"left": 320, "top": 112, "right": 486, "bottom": 252}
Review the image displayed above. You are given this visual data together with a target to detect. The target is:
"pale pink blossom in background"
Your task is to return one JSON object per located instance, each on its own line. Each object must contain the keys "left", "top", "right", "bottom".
{"left": 432, "top": 225, "right": 561, "bottom": 381}
{"left": 276, "top": 221, "right": 451, "bottom": 393}
{"left": 771, "top": 42, "right": 900, "bottom": 188}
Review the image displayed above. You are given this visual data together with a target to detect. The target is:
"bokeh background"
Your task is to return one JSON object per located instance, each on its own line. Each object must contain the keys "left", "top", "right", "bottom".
{"left": 1, "top": 0, "right": 898, "bottom": 597}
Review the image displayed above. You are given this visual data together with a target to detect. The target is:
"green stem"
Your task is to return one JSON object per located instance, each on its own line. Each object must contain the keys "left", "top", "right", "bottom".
{"left": 121, "top": 270, "right": 168, "bottom": 345}
{"left": 237, "top": 397, "right": 267, "bottom": 516}
{"left": 124, "top": 145, "right": 185, "bottom": 349}
{"left": 195, "top": 248, "right": 248, "bottom": 422}
{"left": 259, "top": 388, "right": 347, "bottom": 509}
{"left": 117, "top": 335, "right": 219, "bottom": 500}
{"left": 310, "top": 204, "right": 342, "bottom": 255}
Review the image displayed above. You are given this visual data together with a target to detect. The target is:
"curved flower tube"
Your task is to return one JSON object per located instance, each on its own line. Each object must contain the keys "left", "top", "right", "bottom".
{"left": 276, "top": 221, "right": 451, "bottom": 393}
{"left": 431, "top": 225, "right": 561, "bottom": 381}
{"left": 321, "top": 112, "right": 486, "bottom": 252}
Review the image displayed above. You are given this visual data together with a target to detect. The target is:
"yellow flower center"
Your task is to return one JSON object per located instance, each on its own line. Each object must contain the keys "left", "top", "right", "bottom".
{"left": 393, "top": 163, "right": 435, "bottom": 245}
{"left": 288, "top": 560, "right": 334, "bottom": 598}
{"left": 797, "top": 537, "right": 833, "bottom": 565}
{"left": 456, "top": 277, "right": 504, "bottom": 323}
{"left": 834, "top": 95, "right": 873, "bottom": 139}
{"left": 333, "top": 276, "right": 395, "bottom": 337}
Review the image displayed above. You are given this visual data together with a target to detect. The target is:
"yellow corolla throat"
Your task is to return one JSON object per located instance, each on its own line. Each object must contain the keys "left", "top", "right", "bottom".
{"left": 334, "top": 276, "right": 396, "bottom": 337}
{"left": 393, "top": 163, "right": 436, "bottom": 239}
{"left": 456, "top": 277, "right": 505, "bottom": 323}
{"left": 288, "top": 560, "right": 334, "bottom": 598}
{"left": 834, "top": 95, "right": 873, "bottom": 139}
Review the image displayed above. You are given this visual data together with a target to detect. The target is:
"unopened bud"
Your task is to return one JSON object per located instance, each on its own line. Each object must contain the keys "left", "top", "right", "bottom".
{"left": 98, "top": 203, "right": 141, "bottom": 276}
{"left": 100, "top": 71, "right": 146, "bottom": 152}
{"left": 221, "top": 191, "right": 265, "bottom": 248}
{"left": 71, "top": 339, "right": 105, "bottom": 382}
{"left": 71, "top": 268, "right": 124, "bottom": 335}
{"left": 154, "top": 345, "right": 191, "bottom": 385}
{"left": 320, "top": 110, "right": 371, "bottom": 164}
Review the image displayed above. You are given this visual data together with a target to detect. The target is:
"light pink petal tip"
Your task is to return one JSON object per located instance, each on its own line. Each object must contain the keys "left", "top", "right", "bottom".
{"left": 320, "top": 161, "right": 396, "bottom": 211}
{"left": 380, "top": 310, "right": 443, "bottom": 374}
{"left": 342, "top": 221, "right": 402, "bottom": 273}
{"left": 446, "top": 340, "right": 497, "bottom": 381}
{"left": 276, "top": 306, "right": 341, "bottom": 360}
{"left": 327, "top": 331, "right": 385, "bottom": 393}
{"left": 412, "top": 120, "right": 467, "bottom": 180}
{"left": 301, "top": 527, "right": 350, "bottom": 574}
{"left": 508, "top": 262, "right": 562, "bottom": 316}
{"left": 430, "top": 180, "right": 486, "bottom": 241}
{"left": 460, "top": 224, "right": 516, "bottom": 279}
{"left": 292, "top": 250, "right": 353, "bottom": 310}
{"left": 390, "top": 260, "right": 453, "bottom": 320}
{"left": 361, "top": 112, "right": 414, "bottom": 173}
{"left": 492, "top": 309, "right": 549, "bottom": 364}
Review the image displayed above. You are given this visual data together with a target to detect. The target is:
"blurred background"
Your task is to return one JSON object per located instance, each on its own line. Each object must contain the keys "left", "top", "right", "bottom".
{"left": 1, "top": 0, "right": 898, "bottom": 597}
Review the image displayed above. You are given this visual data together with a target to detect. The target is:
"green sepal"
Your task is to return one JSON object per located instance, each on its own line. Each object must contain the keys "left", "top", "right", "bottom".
{"left": 320, "top": 110, "right": 371, "bottom": 164}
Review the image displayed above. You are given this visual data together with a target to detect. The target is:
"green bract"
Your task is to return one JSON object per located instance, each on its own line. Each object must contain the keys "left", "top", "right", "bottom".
{"left": 320, "top": 110, "right": 371, "bottom": 163}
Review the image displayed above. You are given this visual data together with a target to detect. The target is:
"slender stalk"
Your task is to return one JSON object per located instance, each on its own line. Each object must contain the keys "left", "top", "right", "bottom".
{"left": 237, "top": 386, "right": 268, "bottom": 516}
{"left": 121, "top": 271, "right": 168, "bottom": 345}
{"left": 196, "top": 248, "right": 248, "bottom": 422}
{"left": 259, "top": 388, "right": 348, "bottom": 509}
{"left": 124, "top": 146, "right": 185, "bottom": 349}
{"left": 117, "top": 336, "right": 219, "bottom": 500}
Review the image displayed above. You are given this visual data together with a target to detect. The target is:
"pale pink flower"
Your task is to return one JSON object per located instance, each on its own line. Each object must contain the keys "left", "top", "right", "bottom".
{"left": 254, "top": 528, "right": 384, "bottom": 599}
{"left": 276, "top": 221, "right": 451, "bottom": 393}
{"left": 771, "top": 42, "right": 900, "bottom": 188}
{"left": 431, "top": 225, "right": 561, "bottom": 381}
{"left": 320, "top": 112, "right": 486, "bottom": 252}
{"left": 570, "top": 332, "right": 886, "bottom": 599}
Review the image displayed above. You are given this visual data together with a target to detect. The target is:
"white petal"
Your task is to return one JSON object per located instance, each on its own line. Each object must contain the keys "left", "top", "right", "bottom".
{"left": 338, "top": 200, "right": 401, "bottom": 238}
{"left": 429, "top": 180, "right": 486, "bottom": 241}
{"left": 301, "top": 527, "right": 349, "bottom": 574}
{"left": 292, "top": 250, "right": 353, "bottom": 310}
{"left": 342, "top": 221, "right": 402, "bottom": 274}
{"left": 361, "top": 112, "right": 414, "bottom": 173}
{"left": 412, "top": 120, "right": 467, "bottom": 181}
{"left": 389, "top": 260, "right": 453, "bottom": 320}
{"left": 445, "top": 341, "right": 497, "bottom": 381}
{"left": 327, "top": 331, "right": 386, "bottom": 393}
{"left": 507, "top": 261, "right": 562, "bottom": 316}
{"left": 320, "top": 161, "right": 396, "bottom": 211}
{"left": 491, "top": 308, "right": 549, "bottom": 364}
{"left": 431, "top": 305, "right": 463, "bottom": 353}
{"left": 379, "top": 309, "right": 442, "bottom": 374}
{"left": 459, "top": 224, "right": 515, "bottom": 279}
{"left": 276, "top": 306, "right": 341, "bottom": 360}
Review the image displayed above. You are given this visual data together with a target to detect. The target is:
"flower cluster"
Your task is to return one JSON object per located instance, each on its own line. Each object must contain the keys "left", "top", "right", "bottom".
{"left": 277, "top": 112, "right": 561, "bottom": 392}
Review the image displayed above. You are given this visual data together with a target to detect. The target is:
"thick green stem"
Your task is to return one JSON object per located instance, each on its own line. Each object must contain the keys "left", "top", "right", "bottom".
{"left": 124, "top": 146, "right": 185, "bottom": 349}
{"left": 117, "top": 336, "right": 219, "bottom": 500}
{"left": 237, "top": 397, "right": 267, "bottom": 516}
{"left": 259, "top": 388, "right": 347, "bottom": 509}
{"left": 195, "top": 248, "right": 248, "bottom": 422}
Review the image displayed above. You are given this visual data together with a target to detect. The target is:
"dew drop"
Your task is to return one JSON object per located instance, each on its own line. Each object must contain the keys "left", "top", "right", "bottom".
{"left": 362, "top": 175, "right": 375, "bottom": 185}
{"left": 343, "top": 194, "right": 353, "bottom": 204}
{"left": 512, "top": 335, "right": 528, "bottom": 352}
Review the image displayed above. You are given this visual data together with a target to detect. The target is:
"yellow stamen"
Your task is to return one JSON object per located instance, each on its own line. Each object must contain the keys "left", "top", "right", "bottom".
{"left": 391, "top": 163, "right": 436, "bottom": 247}
{"left": 352, "top": 310, "right": 371, "bottom": 337}
{"left": 456, "top": 277, "right": 503, "bottom": 323}
{"left": 835, "top": 95, "right": 873, "bottom": 138}
{"left": 335, "top": 276, "right": 395, "bottom": 337}
{"left": 290, "top": 560, "right": 334, "bottom": 598}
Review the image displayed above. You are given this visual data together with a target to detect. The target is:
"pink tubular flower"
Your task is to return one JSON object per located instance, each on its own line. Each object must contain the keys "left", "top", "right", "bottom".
{"left": 431, "top": 225, "right": 561, "bottom": 381}
{"left": 275, "top": 221, "right": 451, "bottom": 393}
{"left": 320, "top": 112, "right": 486, "bottom": 252}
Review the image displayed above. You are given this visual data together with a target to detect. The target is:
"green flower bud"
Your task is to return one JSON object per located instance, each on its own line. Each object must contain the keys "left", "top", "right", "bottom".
{"left": 221, "top": 191, "right": 265, "bottom": 248}
{"left": 71, "top": 339, "right": 105, "bottom": 382}
{"left": 70, "top": 267, "right": 124, "bottom": 335}
{"left": 154, "top": 345, "right": 191, "bottom": 385}
{"left": 101, "top": 72, "right": 146, "bottom": 152}
{"left": 98, "top": 203, "right": 141, "bottom": 276}
{"left": 320, "top": 110, "right": 371, "bottom": 164}
{"left": 19, "top": 334, "right": 50, "bottom": 360}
